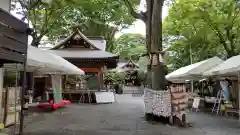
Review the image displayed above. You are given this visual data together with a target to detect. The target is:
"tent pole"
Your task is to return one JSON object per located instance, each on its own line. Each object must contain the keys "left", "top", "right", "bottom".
{"left": 238, "top": 72, "right": 240, "bottom": 121}
{"left": 19, "top": 53, "right": 27, "bottom": 135}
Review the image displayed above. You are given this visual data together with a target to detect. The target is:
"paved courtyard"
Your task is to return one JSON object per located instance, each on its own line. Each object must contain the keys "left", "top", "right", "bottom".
{"left": 20, "top": 94, "right": 240, "bottom": 135}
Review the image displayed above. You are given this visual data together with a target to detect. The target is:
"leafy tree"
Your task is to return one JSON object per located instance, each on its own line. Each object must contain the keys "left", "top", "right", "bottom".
{"left": 47, "top": 6, "right": 119, "bottom": 52}
{"left": 13, "top": 0, "right": 138, "bottom": 48}
{"left": 13, "top": 0, "right": 72, "bottom": 46}
{"left": 114, "top": 34, "right": 146, "bottom": 60}
{"left": 54, "top": 0, "right": 139, "bottom": 51}
{"left": 164, "top": 38, "right": 226, "bottom": 71}
{"left": 164, "top": 0, "right": 240, "bottom": 68}
{"left": 104, "top": 71, "right": 126, "bottom": 84}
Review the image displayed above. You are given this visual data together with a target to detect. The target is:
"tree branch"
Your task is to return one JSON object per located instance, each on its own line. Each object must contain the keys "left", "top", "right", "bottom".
{"left": 18, "top": 0, "right": 28, "bottom": 9}
{"left": 38, "top": 9, "right": 49, "bottom": 39}
{"left": 29, "top": 0, "right": 42, "bottom": 10}
{"left": 225, "top": 4, "right": 240, "bottom": 52}
{"left": 41, "top": 4, "right": 73, "bottom": 38}
{"left": 18, "top": 0, "right": 42, "bottom": 22}
{"left": 29, "top": 8, "right": 38, "bottom": 33}
{"left": 122, "top": 0, "right": 147, "bottom": 22}
{"left": 200, "top": 12, "right": 232, "bottom": 55}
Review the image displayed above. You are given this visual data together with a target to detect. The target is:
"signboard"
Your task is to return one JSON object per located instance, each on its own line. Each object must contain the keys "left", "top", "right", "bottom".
{"left": 192, "top": 97, "right": 200, "bottom": 109}
{"left": 95, "top": 92, "right": 115, "bottom": 103}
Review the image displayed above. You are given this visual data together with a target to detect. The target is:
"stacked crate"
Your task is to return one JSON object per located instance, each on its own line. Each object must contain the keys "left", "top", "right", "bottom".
{"left": 170, "top": 84, "right": 188, "bottom": 122}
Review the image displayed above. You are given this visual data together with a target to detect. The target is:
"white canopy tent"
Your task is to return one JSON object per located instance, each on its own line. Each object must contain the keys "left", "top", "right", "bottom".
{"left": 204, "top": 55, "right": 240, "bottom": 76}
{"left": 203, "top": 56, "right": 240, "bottom": 121}
{"left": 166, "top": 57, "right": 223, "bottom": 83}
{"left": 4, "top": 46, "right": 84, "bottom": 75}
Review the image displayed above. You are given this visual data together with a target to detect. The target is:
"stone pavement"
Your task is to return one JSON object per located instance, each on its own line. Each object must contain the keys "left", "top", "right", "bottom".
{"left": 19, "top": 94, "right": 240, "bottom": 135}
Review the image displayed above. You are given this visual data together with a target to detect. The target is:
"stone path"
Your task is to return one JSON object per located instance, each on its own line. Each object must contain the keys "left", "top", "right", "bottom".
{"left": 18, "top": 94, "right": 240, "bottom": 135}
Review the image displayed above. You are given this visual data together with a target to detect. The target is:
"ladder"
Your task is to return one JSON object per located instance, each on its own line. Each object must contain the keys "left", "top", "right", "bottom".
{"left": 211, "top": 90, "right": 223, "bottom": 115}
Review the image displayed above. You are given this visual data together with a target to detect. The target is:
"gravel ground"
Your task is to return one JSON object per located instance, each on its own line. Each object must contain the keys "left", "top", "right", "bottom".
{"left": 17, "top": 94, "right": 240, "bottom": 135}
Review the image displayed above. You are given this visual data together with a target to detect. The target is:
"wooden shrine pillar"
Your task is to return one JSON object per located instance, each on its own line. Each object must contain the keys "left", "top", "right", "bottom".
{"left": 97, "top": 69, "right": 104, "bottom": 90}
{"left": 100, "top": 70, "right": 104, "bottom": 89}
{"left": 62, "top": 75, "right": 66, "bottom": 90}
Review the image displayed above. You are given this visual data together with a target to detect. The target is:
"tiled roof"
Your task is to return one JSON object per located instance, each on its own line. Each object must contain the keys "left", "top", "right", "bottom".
{"left": 51, "top": 29, "right": 99, "bottom": 50}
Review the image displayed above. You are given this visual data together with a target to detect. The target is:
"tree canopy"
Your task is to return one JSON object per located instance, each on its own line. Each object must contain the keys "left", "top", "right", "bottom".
{"left": 164, "top": 0, "right": 240, "bottom": 70}
{"left": 114, "top": 33, "right": 146, "bottom": 61}
{"left": 14, "top": 0, "right": 139, "bottom": 47}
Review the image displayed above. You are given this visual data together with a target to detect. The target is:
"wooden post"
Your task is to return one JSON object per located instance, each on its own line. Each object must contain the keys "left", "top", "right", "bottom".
{"left": 97, "top": 69, "right": 104, "bottom": 90}
{"left": 238, "top": 72, "right": 240, "bottom": 121}
{"left": 62, "top": 75, "right": 66, "bottom": 90}
{"left": 3, "top": 87, "right": 8, "bottom": 126}
{"left": 0, "top": 66, "right": 4, "bottom": 126}
{"left": 100, "top": 69, "right": 104, "bottom": 90}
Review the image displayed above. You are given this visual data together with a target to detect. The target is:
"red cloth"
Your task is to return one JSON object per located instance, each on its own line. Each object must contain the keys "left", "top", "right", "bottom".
{"left": 63, "top": 100, "right": 72, "bottom": 105}
{"left": 38, "top": 100, "right": 71, "bottom": 109}
{"left": 52, "top": 100, "right": 65, "bottom": 109}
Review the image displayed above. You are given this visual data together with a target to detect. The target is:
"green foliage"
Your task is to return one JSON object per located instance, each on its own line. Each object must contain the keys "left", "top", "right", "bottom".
{"left": 49, "top": 0, "right": 140, "bottom": 51}
{"left": 137, "top": 56, "right": 148, "bottom": 73}
{"left": 137, "top": 71, "right": 147, "bottom": 85}
{"left": 15, "top": 0, "right": 139, "bottom": 47}
{"left": 3, "top": 71, "right": 18, "bottom": 87}
{"left": 164, "top": 0, "right": 240, "bottom": 70}
{"left": 104, "top": 71, "right": 126, "bottom": 84}
{"left": 15, "top": 0, "right": 72, "bottom": 46}
{"left": 114, "top": 33, "right": 146, "bottom": 60}
{"left": 69, "top": 0, "right": 139, "bottom": 26}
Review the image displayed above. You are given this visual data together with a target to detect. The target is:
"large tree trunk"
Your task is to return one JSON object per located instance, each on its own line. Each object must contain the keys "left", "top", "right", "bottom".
{"left": 150, "top": 0, "right": 165, "bottom": 90}
{"left": 146, "top": 0, "right": 165, "bottom": 91}
{"left": 146, "top": 0, "right": 153, "bottom": 88}
{"left": 124, "top": 0, "right": 170, "bottom": 122}
{"left": 144, "top": 0, "right": 171, "bottom": 123}
{"left": 31, "top": 36, "right": 41, "bottom": 47}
